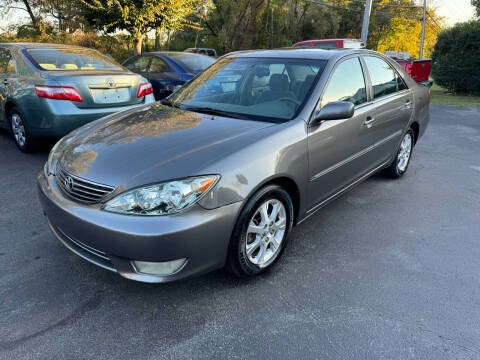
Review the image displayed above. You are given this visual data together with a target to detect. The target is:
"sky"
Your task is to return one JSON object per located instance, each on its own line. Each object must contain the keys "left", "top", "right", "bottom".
{"left": 0, "top": 0, "right": 478, "bottom": 30}
{"left": 433, "top": 0, "right": 476, "bottom": 26}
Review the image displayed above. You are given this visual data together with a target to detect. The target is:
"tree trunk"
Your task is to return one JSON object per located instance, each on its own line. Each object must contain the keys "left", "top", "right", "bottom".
{"left": 167, "top": 30, "right": 171, "bottom": 50}
{"left": 155, "top": 27, "right": 163, "bottom": 50}
{"left": 21, "top": 0, "right": 41, "bottom": 33}
{"left": 133, "top": 33, "right": 143, "bottom": 55}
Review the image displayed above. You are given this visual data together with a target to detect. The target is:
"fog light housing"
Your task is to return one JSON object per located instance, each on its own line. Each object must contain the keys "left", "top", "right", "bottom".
{"left": 132, "top": 258, "right": 187, "bottom": 276}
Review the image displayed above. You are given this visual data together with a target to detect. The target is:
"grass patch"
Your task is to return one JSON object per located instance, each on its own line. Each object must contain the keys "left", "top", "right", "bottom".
{"left": 430, "top": 83, "right": 480, "bottom": 107}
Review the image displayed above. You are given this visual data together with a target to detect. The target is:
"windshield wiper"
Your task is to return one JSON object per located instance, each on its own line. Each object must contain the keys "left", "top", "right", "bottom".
{"left": 181, "top": 106, "right": 245, "bottom": 119}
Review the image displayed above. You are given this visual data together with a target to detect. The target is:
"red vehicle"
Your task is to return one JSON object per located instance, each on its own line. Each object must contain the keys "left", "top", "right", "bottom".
{"left": 390, "top": 58, "right": 432, "bottom": 83}
{"left": 292, "top": 38, "right": 365, "bottom": 49}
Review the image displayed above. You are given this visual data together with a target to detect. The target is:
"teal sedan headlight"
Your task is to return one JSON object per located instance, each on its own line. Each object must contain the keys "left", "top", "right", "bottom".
{"left": 103, "top": 175, "right": 219, "bottom": 216}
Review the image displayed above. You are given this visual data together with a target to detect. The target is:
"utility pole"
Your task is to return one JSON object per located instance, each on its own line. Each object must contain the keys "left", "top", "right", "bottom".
{"left": 419, "top": 0, "right": 427, "bottom": 59}
{"left": 361, "top": 0, "right": 373, "bottom": 45}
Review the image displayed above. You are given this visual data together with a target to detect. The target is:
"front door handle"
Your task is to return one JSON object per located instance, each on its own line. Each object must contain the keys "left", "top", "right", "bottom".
{"left": 2, "top": 79, "right": 9, "bottom": 86}
{"left": 364, "top": 116, "right": 375, "bottom": 128}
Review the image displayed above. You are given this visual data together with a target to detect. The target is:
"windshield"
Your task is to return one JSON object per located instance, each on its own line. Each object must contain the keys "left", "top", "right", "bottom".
{"left": 167, "top": 57, "right": 326, "bottom": 122}
{"left": 26, "top": 48, "right": 124, "bottom": 71}
{"left": 170, "top": 53, "right": 215, "bottom": 73}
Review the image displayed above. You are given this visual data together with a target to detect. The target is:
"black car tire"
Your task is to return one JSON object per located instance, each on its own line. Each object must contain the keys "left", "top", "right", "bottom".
{"left": 382, "top": 129, "right": 414, "bottom": 179}
{"left": 9, "top": 107, "right": 35, "bottom": 153}
{"left": 226, "top": 184, "right": 294, "bottom": 278}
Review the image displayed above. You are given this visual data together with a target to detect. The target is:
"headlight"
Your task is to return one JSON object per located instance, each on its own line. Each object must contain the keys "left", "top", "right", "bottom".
{"left": 44, "top": 139, "right": 62, "bottom": 175}
{"left": 103, "top": 175, "right": 219, "bottom": 216}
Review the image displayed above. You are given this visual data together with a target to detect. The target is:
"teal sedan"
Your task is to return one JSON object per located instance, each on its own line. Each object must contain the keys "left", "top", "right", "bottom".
{"left": 0, "top": 43, "right": 155, "bottom": 152}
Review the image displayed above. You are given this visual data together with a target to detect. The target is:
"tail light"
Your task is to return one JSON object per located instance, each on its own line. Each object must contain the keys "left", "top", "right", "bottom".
{"left": 428, "top": 89, "right": 431, "bottom": 101}
{"left": 405, "top": 64, "right": 413, "bottom": 75}
{"left": 137, "top": 83, "right": 153, "bottom": 98}
{"left": 35, "top": 85, "right": 83, "bottom": 102}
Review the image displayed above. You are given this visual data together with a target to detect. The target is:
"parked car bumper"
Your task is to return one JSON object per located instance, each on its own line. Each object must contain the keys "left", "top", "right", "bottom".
{"left": 28, "top": 94, "right": 155, "bottom": 138}
{"left": 37, "top": 170, "right": 241, "bottom": 283}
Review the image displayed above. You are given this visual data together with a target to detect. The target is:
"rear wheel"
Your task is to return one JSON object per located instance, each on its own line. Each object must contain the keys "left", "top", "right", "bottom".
{"left": 9, "top": 107, "right": 34, "bottom": 152}
{"left": 226, "top": 185, "right": 294, "bottom": 278}
{"left": 382, "top": 129, "right": 414, "bottom": 178}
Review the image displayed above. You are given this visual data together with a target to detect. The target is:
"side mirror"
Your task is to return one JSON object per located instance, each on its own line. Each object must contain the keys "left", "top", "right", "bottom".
{"left": 311, "top": 101, "right": 355, "bottom": 125}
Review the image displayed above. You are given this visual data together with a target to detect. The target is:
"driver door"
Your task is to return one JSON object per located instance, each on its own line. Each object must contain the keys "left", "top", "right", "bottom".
{"left": 307, "top": 56, "right": 377, "bottom": 210}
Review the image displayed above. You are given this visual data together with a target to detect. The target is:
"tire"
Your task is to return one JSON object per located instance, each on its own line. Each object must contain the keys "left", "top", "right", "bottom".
{"left": 382, "top": 129, "right": 414, "bottom": 179}
{"left": 9, "top": 107, "right": 34, "bottom": 153}
{"left": 226, "top": 184, "right": 294, "bottom": 278}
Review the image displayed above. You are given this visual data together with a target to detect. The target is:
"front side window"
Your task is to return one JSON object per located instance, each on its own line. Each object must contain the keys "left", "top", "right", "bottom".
{"left": 26, "top": 48, "right": 124, "bottom": 71}
{"left": 321, "top": 57, "right": 367, "bottom": 108}
{"left": 167, "top": 57, "right": 326, "bottom": 122}
{"left": 364, "top": 56, "right": 398, "bottom": 99}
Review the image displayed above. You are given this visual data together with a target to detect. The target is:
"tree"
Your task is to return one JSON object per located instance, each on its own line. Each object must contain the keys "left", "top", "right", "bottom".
{"left": 431, "top": 20, "right": 480, "bottom": 95}
{"left": 376, "top": 5, "right": 443, "bottom": 58}
{"left": 79, "top": 0, "right": 201, "bottom": 55}
{"left": 473, "top": 0, "right": 480, "bottom": 18}
{"left": 0, "top": 0, "right": 42, "bottom": 33}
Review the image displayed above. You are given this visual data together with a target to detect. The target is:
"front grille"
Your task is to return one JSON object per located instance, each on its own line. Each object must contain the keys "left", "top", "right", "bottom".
{"left": 57, "top": 168, "right": 115, "bottom": 204}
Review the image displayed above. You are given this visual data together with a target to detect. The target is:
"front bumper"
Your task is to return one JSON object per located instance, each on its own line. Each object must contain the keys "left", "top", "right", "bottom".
{"left": 37, "top": 171, "right": 241, "bottom": 283}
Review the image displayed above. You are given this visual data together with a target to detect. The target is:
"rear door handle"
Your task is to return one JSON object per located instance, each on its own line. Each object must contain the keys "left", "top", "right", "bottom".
{"left": 364, "top": 116, "right": 375, "bottom": 128}
{"left": 404, "top": 100, "right": 412, "bottom": 109}
{"left": 2, "top": 79, "right": 9, "bottom": 85}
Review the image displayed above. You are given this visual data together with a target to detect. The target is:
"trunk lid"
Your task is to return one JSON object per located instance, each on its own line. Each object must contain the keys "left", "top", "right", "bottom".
{"left": 45, "top": 71, "right": 146, "bottom": 109}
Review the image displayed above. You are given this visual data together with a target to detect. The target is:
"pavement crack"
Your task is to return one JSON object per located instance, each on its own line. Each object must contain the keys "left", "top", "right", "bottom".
{"left": 0, "top": 292, "right": 104, "bottom": 352}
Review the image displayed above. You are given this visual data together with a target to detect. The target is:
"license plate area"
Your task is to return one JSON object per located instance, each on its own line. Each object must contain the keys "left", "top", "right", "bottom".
{"left": 91, "top": 88, "right": 130, "bottom": 104}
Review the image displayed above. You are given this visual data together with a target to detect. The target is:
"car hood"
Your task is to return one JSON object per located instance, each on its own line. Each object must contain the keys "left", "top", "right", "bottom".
{"left": 57, "top": 103, "right": 274, "bottom": 188}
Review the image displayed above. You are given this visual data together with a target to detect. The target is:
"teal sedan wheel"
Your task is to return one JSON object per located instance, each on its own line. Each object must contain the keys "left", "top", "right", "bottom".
{"left": 10, "top": 108, "right": 33, "bottom": 153}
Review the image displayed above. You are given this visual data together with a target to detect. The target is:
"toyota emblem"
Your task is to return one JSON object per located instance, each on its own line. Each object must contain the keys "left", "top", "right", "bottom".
{"left": 105, "top": 78, "right": 116, "bottom": 88}
{"left": 64, "top": 176, "right": 74, "bottom": 191}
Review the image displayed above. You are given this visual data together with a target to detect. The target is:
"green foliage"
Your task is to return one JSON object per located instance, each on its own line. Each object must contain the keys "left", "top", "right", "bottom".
{"left": 0, "top": 31, "right": 133, "bottom": 63}
{"left": 473, "top": 0, "right": 480, "bottom": 18}
{"left": 432, "top": 20, "right": 480, "bottom": 95}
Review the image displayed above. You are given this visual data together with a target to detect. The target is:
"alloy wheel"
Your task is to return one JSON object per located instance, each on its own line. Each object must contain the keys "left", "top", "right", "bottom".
{"left": 397, "top": 133, "right": 412, "bottom": 173}
{"left": 11, "top": 113, "right": 26, "bottom": 148}
{"left": 245, "top": 199, "right": 287, "bottom": 268}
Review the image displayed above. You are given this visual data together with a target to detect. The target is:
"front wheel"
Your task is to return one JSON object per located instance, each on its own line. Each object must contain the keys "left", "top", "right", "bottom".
{"left": 382, "top": 129, "right": 414, "bottom": 178}
{"left": 226, "top": 185, "right": 294, "bottom": 278}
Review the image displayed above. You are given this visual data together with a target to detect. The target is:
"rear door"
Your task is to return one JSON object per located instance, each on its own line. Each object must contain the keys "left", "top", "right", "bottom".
{"left": 147, "top": 56, "right": 177, "bottom": 100}
{"left": 307, "top": 56, "right": 377, "bottom": 209}
{"left": 0, "top": 47, "right": 10, "bottom": 126}
{"left": 0, "top": 47, "right": 19, "bottom": 127}
{"left": 361, "top": 55, "right": 413, "bottom": 165}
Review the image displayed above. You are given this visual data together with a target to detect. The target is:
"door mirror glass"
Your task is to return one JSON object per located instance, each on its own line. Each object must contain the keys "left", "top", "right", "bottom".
{"left": 312, "top": 101, "right": 354, "bottom": 123}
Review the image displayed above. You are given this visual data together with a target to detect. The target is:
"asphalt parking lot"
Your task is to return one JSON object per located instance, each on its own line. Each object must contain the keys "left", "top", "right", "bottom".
{"left": 1, "top": 104, "right": 480, "bottom": 360}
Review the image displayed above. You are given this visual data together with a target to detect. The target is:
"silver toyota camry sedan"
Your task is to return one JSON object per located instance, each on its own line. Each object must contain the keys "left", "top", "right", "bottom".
{"left": 38, "top": 48, "right": 430, "bottom": 283}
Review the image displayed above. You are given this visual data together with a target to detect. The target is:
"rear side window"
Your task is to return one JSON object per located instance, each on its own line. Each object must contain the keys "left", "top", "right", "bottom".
{"left": 314, "top": 42, "right": 337, "bottom": 49}
{"left": 364, "top": 56, "right": 398, "bottom": 99}
{"left": 124, "top": 56, "right": 150, "bottom": 72}
{"left": 321, "top": 57, "right": 367, "bottom": 107}
{"left": 149, "top": 57, "right": 169, "bottom": 72}
{"left": 26, "top": 48, "right": 123, "bottom": 71}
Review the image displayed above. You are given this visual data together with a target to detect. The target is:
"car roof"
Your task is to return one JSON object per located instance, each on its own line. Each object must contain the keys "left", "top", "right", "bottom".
{"left": 146, "top": 51, "right": 212, "bottom": 58}
{"left": 0, "top": 42, "right": 91, "bottom": 50}
{"left": 223, "top": 48, "right": 375, "bottom": 61}
{"left": 295, "top": 39, "right": 363, "bottom": 43}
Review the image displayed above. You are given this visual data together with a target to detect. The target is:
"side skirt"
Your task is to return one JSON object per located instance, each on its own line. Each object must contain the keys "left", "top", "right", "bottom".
{"left": 297, "top": 160, "right": 390, "bottom": 225}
